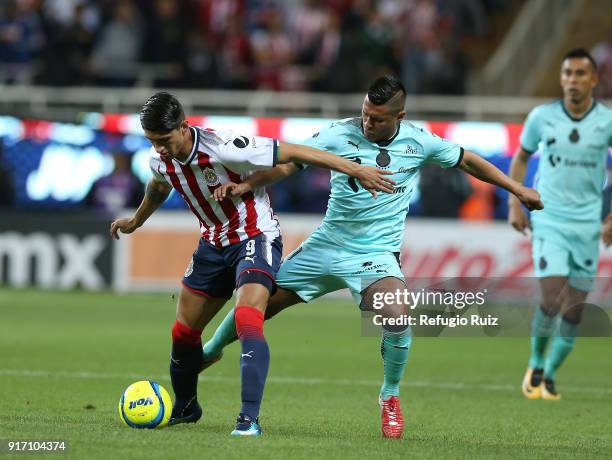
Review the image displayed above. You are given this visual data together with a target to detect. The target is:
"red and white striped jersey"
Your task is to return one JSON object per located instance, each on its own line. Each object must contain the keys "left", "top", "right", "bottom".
{"left": 149, "top": 126, "right": 281, "bottom": 247}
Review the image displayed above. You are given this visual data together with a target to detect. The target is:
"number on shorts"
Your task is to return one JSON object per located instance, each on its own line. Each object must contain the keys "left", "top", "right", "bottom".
{"left": 246, "top": 239, "right": 256, "bottom": 256}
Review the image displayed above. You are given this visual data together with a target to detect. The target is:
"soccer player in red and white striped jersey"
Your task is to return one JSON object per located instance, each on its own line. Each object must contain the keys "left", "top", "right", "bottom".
{"left": 110, "top": 92, "right": 394, "bottom": 436}
{"left": 149, "top": 125, "right": 284, "bottom": 247}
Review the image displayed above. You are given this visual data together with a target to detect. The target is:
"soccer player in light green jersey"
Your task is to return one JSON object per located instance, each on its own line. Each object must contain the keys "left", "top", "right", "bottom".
{"left": 509, "top": 48, "right": 612, "bottom": 401}
{"left": 203, "top": 75, "right": 543, "bottom": 437}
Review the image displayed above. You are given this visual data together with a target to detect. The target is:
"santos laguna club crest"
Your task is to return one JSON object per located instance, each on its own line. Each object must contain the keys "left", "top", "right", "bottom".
{"left": 202, "top": 167, "right": 220, "bottom": 186}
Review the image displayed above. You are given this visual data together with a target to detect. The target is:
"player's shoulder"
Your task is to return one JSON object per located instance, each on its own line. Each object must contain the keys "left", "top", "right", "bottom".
{"left": 196, "top": 126, "right": 233, "bottom": 146}
{"left": 326, "top": 117, "right": 361, "bottom": 133}
{"left": 528, "top": 99, "right": 562, "bottom": 119}
{"left": 399, "top": 119, "right": 426, "bottom": 135}
{"left": 593, "top": 102, "right": 612, "bottom": 135}
{"left": 148, "top": 146, "right": 160, "bottom": 162}
{"left": 309, "top": 117, "right": 360, "bottom": 143}
{"left": 398, "top": 120, "right": 437, "bottom": 143}
{"left": 593, "top": 100, "right": 612, "bottom": 118}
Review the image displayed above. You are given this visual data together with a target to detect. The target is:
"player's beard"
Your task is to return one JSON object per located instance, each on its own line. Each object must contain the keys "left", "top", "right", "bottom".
{"left": 566, "top": 87, "right": 585, "bottom": 105}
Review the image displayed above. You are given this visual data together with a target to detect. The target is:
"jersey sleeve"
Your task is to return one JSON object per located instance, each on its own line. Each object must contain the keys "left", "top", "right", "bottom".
{"left": 422, "top": 130, "right": 463, "bottom": 169}
{"left": 206, "top": 129, "right": 279, "bottom": 173}
{"left": 519, "top": 107, "right": 543, "bottom": 154}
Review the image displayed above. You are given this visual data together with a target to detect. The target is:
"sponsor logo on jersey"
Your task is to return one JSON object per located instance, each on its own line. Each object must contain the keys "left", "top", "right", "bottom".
{"left": 203, "top": 168, "right": 220, "bottom": 186}
{"left": 233, "top": 136, "right": 250, "bottom": 148}
{"left": 405, "top": 145, "right": 419, "bottom": 156}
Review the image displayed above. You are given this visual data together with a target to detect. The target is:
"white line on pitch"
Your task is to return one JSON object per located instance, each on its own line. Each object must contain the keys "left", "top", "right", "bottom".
{"left": 1, "top": 369, "right": 611, "bottom": 395}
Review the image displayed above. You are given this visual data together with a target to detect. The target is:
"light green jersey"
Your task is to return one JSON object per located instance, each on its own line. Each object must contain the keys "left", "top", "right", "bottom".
{"left": 303, "top": 117, "right": 462, "bottom": 253}
{"left": 520, "top": 100, "right": 612, "bottom": 224}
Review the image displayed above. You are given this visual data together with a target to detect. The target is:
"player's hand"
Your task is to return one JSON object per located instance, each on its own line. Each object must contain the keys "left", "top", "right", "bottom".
{"left": 515, "top": 186, "right": 543, "bottom": 211}
{"left": 110, "top": 218, "right": 139, "bottom": 240}
{"left": 507, "top": 202, "right": 530, "bottom": 235}
{"left": 602, "top": 214, "right": 612, "bottom": 247}
{"left": 212, "top": 182, "right": 252, "bottom": 201}
{"left": 354, "top": 166, "right": 396, "bottom": 198}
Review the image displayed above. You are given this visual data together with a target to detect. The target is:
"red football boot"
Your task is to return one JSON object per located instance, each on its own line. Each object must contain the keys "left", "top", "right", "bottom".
{"left": 379, "top": 395, "right": 404, "bottom": 439}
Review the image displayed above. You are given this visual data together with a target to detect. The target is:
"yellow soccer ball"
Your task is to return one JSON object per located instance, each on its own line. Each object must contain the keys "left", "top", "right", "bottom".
{"left": 118, "top": 381, "right": 172, "bottom": 429}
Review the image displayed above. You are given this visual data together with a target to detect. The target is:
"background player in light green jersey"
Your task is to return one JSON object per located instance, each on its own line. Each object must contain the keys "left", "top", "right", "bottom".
{"left": 204, "top": 76, "right": 543, "bottom": 438}
{"left": 509, "top": 48, "right": 612, "bottom": 401}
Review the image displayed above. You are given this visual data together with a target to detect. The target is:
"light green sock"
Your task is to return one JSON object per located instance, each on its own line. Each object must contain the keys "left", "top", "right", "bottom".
{"left": 528, "top": 306, "right": 559, "bottom": 369}
{"left": 544, "top": 317, "right": 578, "bottom": 380}
{"left": 380, "top": 327, "right": 412, "bottom": 399}
{"left": 202, "top": 308, "right": 238, "bottom": 360}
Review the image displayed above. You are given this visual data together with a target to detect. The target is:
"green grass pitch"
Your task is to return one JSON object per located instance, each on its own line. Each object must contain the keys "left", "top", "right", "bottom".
{"left": 1, "top": 289, "right": 611, "bottom": 459}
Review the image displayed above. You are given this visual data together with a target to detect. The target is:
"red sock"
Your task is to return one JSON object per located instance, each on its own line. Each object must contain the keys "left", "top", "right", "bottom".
{"left": 170, "top": 320, "right": 203, "bottom": 404}
{"left": 171, "top": 320, "right": 202, "bottom": 351}
{"left": 234, "top": 306, "right": 268, "bottom": 420}
{"left": 234, "top": 306, "right": 264, "bottom": 340}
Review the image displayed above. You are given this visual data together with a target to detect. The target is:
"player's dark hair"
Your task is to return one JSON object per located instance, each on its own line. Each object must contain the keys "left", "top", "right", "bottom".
{"left": 563, "top": 48, "right": 598, "bottom": 71}
{"left": 367, "top": 75, "right": 406, "bottom": 106}
{"left": 140, "top": 92, "right": 185, "bottom": 132}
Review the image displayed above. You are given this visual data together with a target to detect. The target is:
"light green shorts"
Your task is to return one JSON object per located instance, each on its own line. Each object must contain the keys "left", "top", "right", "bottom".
{"left": 532, "top": 219, "right": 600, "bottom": 292}
{"left": 276, "top": 232, "right": 405, "bottom": 303}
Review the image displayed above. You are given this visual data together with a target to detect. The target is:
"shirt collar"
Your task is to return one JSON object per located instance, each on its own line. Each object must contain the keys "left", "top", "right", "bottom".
{"left": 360, "top": 123, "right": 400, "bottom": 147}
{"left": 177, "top": 126, "right": 199, "bottom": 165}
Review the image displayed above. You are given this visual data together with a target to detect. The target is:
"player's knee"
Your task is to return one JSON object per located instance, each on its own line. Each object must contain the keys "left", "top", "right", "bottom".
{"left": 540, "top": 297, "right": 563, "bottom": 316}
{"left": 361, "top": 277, "right": 407, "bottom": 313}
{"left": 234, "top": 306, "right": 265, "bottom": 340}
{"left": 236, "top": 284, "right": 271, "bottom": 311}
{"left": 563, "top": 303, "right": 584, "bottom": 325}
{"left": 236, "top": 270, "right": 274, "bottom": 307}
{"left": 382, "top": 324, "right": 412, "bottom": 343}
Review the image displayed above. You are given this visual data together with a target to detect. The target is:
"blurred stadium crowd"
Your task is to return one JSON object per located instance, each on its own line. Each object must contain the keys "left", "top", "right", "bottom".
{"left": 1, "top": 0, "right": 512, "bottom": 94}
{"left": 1, "top": 0, "right": 611, "bottom": 220}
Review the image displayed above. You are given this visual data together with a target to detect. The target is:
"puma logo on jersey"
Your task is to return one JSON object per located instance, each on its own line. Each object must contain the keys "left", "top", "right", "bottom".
{"left": 348, "top": 140, "right": 360, "bottom": 150}
{"left": 241, "top": 351, "right": 254, "bottom": 358}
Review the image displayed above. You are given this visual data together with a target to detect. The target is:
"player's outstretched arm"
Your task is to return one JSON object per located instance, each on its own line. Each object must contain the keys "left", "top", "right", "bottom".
{"left": 506, "top": 147, "right": 532, "bottom": 235}
{"left": 277, "top": 141, "right": 395, "bottom": 197}
{"left": 213, "top": 163, "right": 299, "bottom": 201}
{"left": 110, "top": 178, "right": 172, "bottom": 239}
{"left": 458, "top": 149, "right": 543, "bottom": 212}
